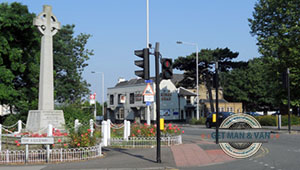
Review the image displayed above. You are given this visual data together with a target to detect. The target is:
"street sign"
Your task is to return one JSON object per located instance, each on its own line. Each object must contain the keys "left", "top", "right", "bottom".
{"left": 143, "top": 83, "right": 154, "bottom": 102}
{"left": 89, "top": 93, "right": 96, "bottom": 105}
{"left": 144, "top": 95, "right": 154, "bottom": 102}
{"left": 143, "top": 83, "right": 154, "bottom": 96}
{"left": 21, "top": 137, "right": 54, "bottom": 145}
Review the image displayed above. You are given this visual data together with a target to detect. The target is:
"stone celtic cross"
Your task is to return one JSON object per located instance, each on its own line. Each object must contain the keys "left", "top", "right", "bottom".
{"left": 33, "top": 5, "right": 60, "bottom": 110}
{"left": 26, "top": 5, "right": 65, "bottom": 133}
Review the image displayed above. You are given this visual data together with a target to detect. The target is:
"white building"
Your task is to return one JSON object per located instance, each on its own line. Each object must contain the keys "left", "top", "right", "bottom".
{"left": 106, "top": 74, "right": 198, "bottom": 122}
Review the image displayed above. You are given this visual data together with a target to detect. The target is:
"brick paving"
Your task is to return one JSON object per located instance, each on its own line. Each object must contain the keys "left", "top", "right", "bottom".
{"left": 171, "top": 144, "right": 235, "bottom": 167}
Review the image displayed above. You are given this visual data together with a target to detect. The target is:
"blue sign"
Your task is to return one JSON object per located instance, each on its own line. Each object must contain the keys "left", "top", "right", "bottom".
{"left": 146, "top": 102, "right": 152, "bottom": 106}
{"left": 145, "top": 80, "right": 153, "bottom": 83}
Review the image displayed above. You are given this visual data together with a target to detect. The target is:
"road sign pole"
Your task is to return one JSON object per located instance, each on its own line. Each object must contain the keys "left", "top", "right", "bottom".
{"left": 215, "top": 62, "right": 219, "bottom": 144}
{"left": 155, "top": 42, "right": 161, "bottom": 163}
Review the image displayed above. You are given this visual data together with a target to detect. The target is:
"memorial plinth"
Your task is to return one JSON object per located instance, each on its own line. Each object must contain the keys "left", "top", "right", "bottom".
{"left": 26, "top": 5, "right": 65, "bottom": 132}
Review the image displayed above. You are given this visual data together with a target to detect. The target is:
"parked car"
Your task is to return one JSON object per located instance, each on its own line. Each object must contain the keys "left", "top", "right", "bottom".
{"left": 246, "top": 112, "right": 262, "bottom": 117}
{"left": 205, "top": 112, "right": 235, "bottom": 128}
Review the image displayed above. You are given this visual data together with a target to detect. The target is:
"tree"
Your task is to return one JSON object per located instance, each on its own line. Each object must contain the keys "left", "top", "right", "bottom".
{"left": 249, "top": 0, "right": 300, "bottom": 108}
{"left": 0, "top": 2, "right": 40, "bottom": 119}
{"left": 221, "top": 58, "right": 278, "bottom": 112}
{"left": 53, "top": 24, "right": 93, "bottom": 104}
{"left": 174, "top": 48, "right": 242, "bottom": 112}
{"left": 0, "top": 2, "right": 93, "bottom": 124}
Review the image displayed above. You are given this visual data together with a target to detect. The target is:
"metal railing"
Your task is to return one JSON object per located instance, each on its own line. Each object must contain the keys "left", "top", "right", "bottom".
{"left": 109, "top": 135, "right": 182, "bottom": 148}
{"left": 0, "top": 144, "right": 102, "bottom": 164}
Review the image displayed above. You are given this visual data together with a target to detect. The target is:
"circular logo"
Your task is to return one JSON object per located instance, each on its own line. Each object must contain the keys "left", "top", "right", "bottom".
{"left": 219, "top": 113, "right": 262, "bottom": 159}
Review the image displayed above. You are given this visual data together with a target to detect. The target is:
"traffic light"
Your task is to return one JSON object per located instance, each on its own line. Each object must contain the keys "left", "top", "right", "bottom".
{"left": 161, "top": 58, "right": 173, "bottom": 79}
{"left": 134, "top": 48, "right": 149, "bottom": 80}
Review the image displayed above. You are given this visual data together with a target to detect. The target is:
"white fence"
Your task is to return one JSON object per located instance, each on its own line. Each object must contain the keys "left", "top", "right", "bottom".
{"left": 109, "top": 135, "right": 182, "bottom": 148}
{"left": 0, "top": 144, "right": 102, "bottom": 164}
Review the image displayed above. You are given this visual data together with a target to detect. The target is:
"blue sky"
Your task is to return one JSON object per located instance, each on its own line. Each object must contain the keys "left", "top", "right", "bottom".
{"left": 4, "top": 0, "right": 260, "bottom": 103}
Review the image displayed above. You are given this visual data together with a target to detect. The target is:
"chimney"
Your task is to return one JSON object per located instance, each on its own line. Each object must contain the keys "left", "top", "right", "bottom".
{"left": 118, "top": 77, "right": 126, "bottom": 83}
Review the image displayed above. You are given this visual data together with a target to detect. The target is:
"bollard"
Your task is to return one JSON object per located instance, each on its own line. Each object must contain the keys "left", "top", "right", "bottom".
{"left": 123, "top": 120, "right": 127, "bottom": 140}
{"left": 75, "top": 119, "right": 79, "bottom": 132}
{"left": 90, "top": 119, "right": 94, "bottom": 137}
{"left": 18, "top": 120, "right": 22, "bottom": 133}
{"left": 127, "top": 121, "right": 131, "bottom": 139}
{"left": 278, "top": 115, "right": 282, "bottom": 130}
{"left": 107, "top": 119, "right": 111, "bottom": 145}
{"left": 0, "top": 124, "right": 2, "bottom": 151}
{"left": 101, "top": 121, "right": 107, "bottom": 146}
{"left": 47, "top": 124, "right": 52, "bottom": 163}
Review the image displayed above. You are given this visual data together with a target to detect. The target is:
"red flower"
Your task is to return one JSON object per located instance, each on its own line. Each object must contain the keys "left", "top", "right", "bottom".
{"left": 58, "top": 139, "right": 62, "bottom": 143}
{"left": 64, "top": 133, "right": 68, "bottom": 136}
{"left": 64, "top": 144, "right": 67, "bottom": 147}
{"left": 85, "top": 133, "right": 88, "bottom": 136}
{"left": 17, "top": 143, "right": 20, "bottom": 147}
{"left": 137, "top": 130, "right": 141, "bottom": 133}
{"left": 182, "top": 130, "right": 184, "bottom": 134}
{"left": 52, "top": 144, "right": 55, "bottom": 147}
{"left": 168, "top": 123, "right": 172, "bottom": 127}
{"left": 132, "top": 134, "right": 135, "bottom": 137}
{"left": 77, "top": 143, "right": 80, "bottom": 146}
{"left": 87, "top": 129, "right": 92, "bottom": 133}
{"left": 81, "top": 134, "right": 84, "bottom": 137}
{"left": 15, "top": 140, "right": 19, "bottom": 144}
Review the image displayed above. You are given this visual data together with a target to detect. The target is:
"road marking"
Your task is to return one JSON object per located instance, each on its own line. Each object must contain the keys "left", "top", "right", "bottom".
{"left": 270, "top": 167, "right": 275, "bottom": 169}
{"left": 259, "top": 162, "right": 263, "bottom": 164}
{"left": 264, "top": 163, "right": 268, "bottom": 166}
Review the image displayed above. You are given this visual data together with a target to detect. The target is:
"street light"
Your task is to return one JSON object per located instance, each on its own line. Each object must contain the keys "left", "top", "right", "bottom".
{"left": 176, "top": 41, "right": 200, "bottom": 120}
{"left": 91, "top": 71, "right": 105, "bottom": 119}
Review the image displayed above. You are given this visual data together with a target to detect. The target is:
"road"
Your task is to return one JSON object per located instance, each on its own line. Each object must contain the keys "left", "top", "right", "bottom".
{"left": 181, "top": 126, "right": 300, "bottom": 170}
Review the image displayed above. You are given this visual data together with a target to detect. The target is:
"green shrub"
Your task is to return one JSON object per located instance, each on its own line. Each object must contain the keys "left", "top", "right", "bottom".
{"left": 189, "top": 117, "right": 206, "bottom": 125}
{"left": 281, "top": 115, "right": 300, "bottom": 126}
{"left": 255, "top": 115, "right": 300, "bottom": 126}
{"left": 57, "top": 103, "right": 93, "bottom": 130}
{"left": 255, "top": 116, "right": 276, "bottom": 126}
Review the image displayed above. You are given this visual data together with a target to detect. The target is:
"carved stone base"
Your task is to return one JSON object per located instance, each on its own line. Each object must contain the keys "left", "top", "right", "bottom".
{"left": 26, "top": 110, "right": 65, "bottom": 133}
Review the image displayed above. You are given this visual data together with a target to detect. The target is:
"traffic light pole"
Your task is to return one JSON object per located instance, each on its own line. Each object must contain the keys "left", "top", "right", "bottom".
{"left": 287, "top": 68, "right": 291, "bottom": 134}
{"left": 155, "top": 42, "right": 161, "bottom": 163}
{"left": 215, "top": 62, "right": 219, "bottom": 144}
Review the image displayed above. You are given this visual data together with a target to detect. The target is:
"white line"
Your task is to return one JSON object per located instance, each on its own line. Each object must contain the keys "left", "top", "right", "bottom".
{"left": 259, "top": 162, "right": 263, "bottom": 164}
{"left": 264, "top": 164, "right": 269, "bottom": 166}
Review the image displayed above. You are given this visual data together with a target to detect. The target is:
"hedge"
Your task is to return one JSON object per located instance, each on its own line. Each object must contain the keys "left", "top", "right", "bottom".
{"left": 255, "top": 115, "right": 300, "bottom": 126}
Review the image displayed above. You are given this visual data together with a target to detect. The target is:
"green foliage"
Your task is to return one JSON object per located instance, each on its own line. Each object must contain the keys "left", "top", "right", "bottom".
{"left": 221, "top": 58, "right": 278, "bottom": 111}
{"left": 53, "top": 25, "right": 92, "bottom": 104}
{"left": 0, "top": 2, "right": 40, "bottom": 118}
{"left": 255, "top": 115, "right": 300, "bottom": 126}
{"left": 57, "top": 103, "right": 93, "bottom": 130}
{"left": 189, "top": 117, "right": 206, "bottom": 125}
{"left": 255, "top": 116, "right": 276, "bottom": 126}
{"left": 174, "top": 48, "right": 243, "bottom": 112}
{"left": 0, "top": 2, "right": 93, "bottom": 124}
{"left": 249, "top": 0, "right": 300, "bottom": 107}
{"left": 68, "top": 125, "right": 98, "bottom": 148}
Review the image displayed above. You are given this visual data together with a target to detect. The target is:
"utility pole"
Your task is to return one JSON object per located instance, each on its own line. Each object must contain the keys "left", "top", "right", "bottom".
{"left": 155, "top": 42, "right": 161, "bottom": 163}
{"left": 215, "top": 62, "right": 219, "bottom": 144}
{"left": 287, "top": 68, "right": 291, "bottom": 134}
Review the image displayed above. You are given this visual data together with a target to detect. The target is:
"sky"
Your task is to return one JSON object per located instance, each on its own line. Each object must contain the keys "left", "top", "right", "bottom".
{"left": 3, "top": 0, "right": 260, "bottom": 103}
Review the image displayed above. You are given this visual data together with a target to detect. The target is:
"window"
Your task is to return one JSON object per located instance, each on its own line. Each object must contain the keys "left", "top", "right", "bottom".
{"left": 118, "top": 94, "right": 121, "bottom": 104}
{"left": 119, "top": 108, "right": 124, "bottom": 119}
{"left": 130, "top": 93, "right": 134, "bottom": 104}
{"left": 227, "top": 107, "right": 233, "bottom": 112}
{"left": 110, "top": 95, "right": 114, "bottom": 105}
{"left": 186, "top": 96, "right": 191, "bottom": 104}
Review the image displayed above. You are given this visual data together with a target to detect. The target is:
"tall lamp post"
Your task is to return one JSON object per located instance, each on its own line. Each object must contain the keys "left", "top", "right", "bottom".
{"left": 91, "top": 71, "right": 105, "bottom": 119}
{"left": 176, "top": 41, "right": 200, "bottom": 120}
